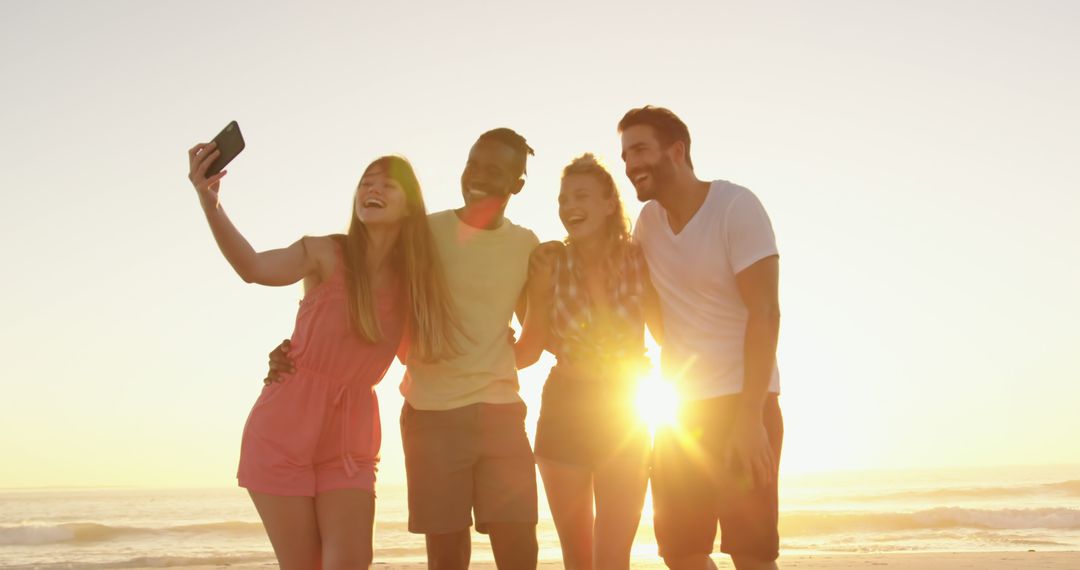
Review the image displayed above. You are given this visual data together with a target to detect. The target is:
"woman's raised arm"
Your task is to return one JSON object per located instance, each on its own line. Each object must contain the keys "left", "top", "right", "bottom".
{"left": 188, "top": 141, "right": 319, "bottom": 286}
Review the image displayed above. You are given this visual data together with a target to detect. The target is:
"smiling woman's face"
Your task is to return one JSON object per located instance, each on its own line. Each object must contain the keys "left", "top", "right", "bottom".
{"left": 355, "top": 167, "right": 408, "bottom": 226}
{"left": 559, "top": 173, "right": 616, "bottom": 241}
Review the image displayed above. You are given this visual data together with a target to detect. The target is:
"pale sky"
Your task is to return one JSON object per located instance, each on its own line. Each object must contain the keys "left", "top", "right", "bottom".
{"left": 1, "top": 1, "right": 1077, "bottom": 488}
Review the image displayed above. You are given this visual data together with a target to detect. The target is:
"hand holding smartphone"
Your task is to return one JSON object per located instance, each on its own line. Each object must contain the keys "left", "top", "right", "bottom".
{"left": 187, "top": 121, "right": 246, "bottom": 205}
{"left": 205, "top": 120, "right": 245, "bottom": 176}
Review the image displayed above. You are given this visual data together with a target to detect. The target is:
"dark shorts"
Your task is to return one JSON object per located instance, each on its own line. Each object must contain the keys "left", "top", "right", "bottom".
{"left": 651, "top": 394, "right": 783, "bottom": 561}
{"left": 533, "top": 367, "right": 650, "bottom": 469}
{"left": 400, "top": 401, "right": 538, "bottom": 534}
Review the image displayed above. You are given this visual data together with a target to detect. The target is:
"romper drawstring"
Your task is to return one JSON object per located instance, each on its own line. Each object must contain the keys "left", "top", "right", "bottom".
{"left": 333, "top": 384, "right": 360, "bottom": 478}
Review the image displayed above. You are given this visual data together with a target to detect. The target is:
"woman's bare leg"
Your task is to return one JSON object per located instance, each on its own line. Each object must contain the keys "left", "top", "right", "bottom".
{"left": 538, "top": 458, "right": 595, "bottom": 570}
{"left": 249, "top": 490, "right": 321, "bottom": 570}
{"left": 593, "top": 448, "right": 650, "bottom": 569}
{"left": 315, "top": 488, "right": 375, "bottom": 569}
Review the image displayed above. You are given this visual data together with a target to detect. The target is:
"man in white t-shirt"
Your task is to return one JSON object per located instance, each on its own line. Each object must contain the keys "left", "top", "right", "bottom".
{"left": 620, "top": 106, "right": 783, "bottom": 570}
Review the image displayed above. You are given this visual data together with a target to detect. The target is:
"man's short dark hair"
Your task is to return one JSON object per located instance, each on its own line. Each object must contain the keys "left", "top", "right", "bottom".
{"left": 477, "top": 128, "right": 535, "bottom": 176}
{"left": 617, "top": 106, "right": 693, "bottom": 169}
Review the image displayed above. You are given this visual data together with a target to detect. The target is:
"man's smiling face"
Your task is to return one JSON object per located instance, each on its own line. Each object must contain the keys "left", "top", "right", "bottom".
{"left": 460, "top": 139, "right": 525, "bottom": 209}
{"left": 620, "top": 124, "right": 677, "bottom": 203}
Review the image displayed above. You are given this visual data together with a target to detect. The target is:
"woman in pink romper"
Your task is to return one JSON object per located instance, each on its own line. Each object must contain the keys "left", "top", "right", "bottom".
{"left": 187, "top": 145, "right": 459, "bottom": 569}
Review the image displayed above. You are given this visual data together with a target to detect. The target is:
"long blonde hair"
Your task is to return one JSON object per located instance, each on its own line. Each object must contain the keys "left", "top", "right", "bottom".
{"left": 341, "top": 156, "right": 461, "bottom": 361}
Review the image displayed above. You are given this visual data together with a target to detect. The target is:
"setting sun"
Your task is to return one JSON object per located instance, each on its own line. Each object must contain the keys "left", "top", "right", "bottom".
{"left": 635, "top": 370, "right": 680, "bottom": 431}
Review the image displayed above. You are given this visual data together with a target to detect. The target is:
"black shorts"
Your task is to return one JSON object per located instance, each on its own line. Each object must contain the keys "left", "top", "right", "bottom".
{"left": 651, "top": 394, "right": 783, "bottom": 561}
{"left": 533, "top": 367, "right": 649, "bottom": 469}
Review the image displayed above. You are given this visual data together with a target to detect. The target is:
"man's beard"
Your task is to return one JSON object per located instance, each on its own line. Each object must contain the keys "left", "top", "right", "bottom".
{"left": 634, "top": 155, "right": 676, "bottom": 202}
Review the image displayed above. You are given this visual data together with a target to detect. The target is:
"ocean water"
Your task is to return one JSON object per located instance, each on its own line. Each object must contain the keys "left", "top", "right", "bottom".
{"left": 2, "top": 465, "right": 1079, "bottom": 568}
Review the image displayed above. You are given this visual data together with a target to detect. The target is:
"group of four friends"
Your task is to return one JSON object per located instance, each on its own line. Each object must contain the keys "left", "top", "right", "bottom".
{"left": 186, "top": 105, "right": 783, "bottom": 570}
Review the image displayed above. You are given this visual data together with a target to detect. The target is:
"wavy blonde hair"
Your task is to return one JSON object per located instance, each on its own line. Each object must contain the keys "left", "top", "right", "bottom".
{"left": 341, "top": 156, "right": 461, "bottom": 361}
{"left": 561, "top": 153, "right": 631, "bottom": 244}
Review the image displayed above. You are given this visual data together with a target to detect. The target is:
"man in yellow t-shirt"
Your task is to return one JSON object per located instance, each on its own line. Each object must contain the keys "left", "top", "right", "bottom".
{"left": 269, "top": 128, "right": 540, "bottom": 569}
{"left": 399, "top": 129, "right": 540, "bottom": 569}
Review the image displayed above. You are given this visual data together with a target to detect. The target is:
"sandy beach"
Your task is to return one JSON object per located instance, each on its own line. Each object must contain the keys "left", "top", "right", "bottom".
{"left": 164, "top": 551, "right": 1080, "bottom": 569}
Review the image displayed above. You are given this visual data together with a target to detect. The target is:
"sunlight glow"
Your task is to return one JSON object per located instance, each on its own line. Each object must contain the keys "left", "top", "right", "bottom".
{"left": 636, "top": 370, "right": 680, "bottom": 431}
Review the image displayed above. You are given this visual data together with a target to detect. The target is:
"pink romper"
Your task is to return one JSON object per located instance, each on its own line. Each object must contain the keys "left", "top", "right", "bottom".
{"left": 237, "top": 243, "right": 403, "bottom": 496}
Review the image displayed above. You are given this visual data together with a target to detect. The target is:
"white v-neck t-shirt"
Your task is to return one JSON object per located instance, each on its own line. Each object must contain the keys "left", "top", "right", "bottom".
{"left": 633, "top": 180, "right": 780, "bottom": 400}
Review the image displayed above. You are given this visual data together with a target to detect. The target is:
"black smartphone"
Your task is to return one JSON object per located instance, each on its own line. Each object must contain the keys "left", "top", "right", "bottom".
{"left": 206, "top": 120, "right": 245, "bottom": 176}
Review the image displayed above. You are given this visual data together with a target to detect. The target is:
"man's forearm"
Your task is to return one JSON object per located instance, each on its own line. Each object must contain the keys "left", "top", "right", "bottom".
{"left": 740, "top": 309, "right": 780, "bottom": 418}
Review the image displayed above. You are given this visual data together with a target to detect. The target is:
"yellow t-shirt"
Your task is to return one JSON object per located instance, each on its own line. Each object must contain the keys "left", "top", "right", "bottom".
{"left": 401, "top": 209, "right": 538, "bottom": 410}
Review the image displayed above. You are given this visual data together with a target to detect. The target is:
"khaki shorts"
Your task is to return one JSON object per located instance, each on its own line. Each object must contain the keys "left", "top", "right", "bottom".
{"left": 652, "top": 394, "right": 783, "bottom": 561}
{"left": 400, "top": 401, "right": 538, "bottom": 534}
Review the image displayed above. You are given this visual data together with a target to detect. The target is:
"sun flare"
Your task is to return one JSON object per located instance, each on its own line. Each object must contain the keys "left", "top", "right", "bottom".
{"left": 635, "top": 371, "right": 680, "bottom": 431}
